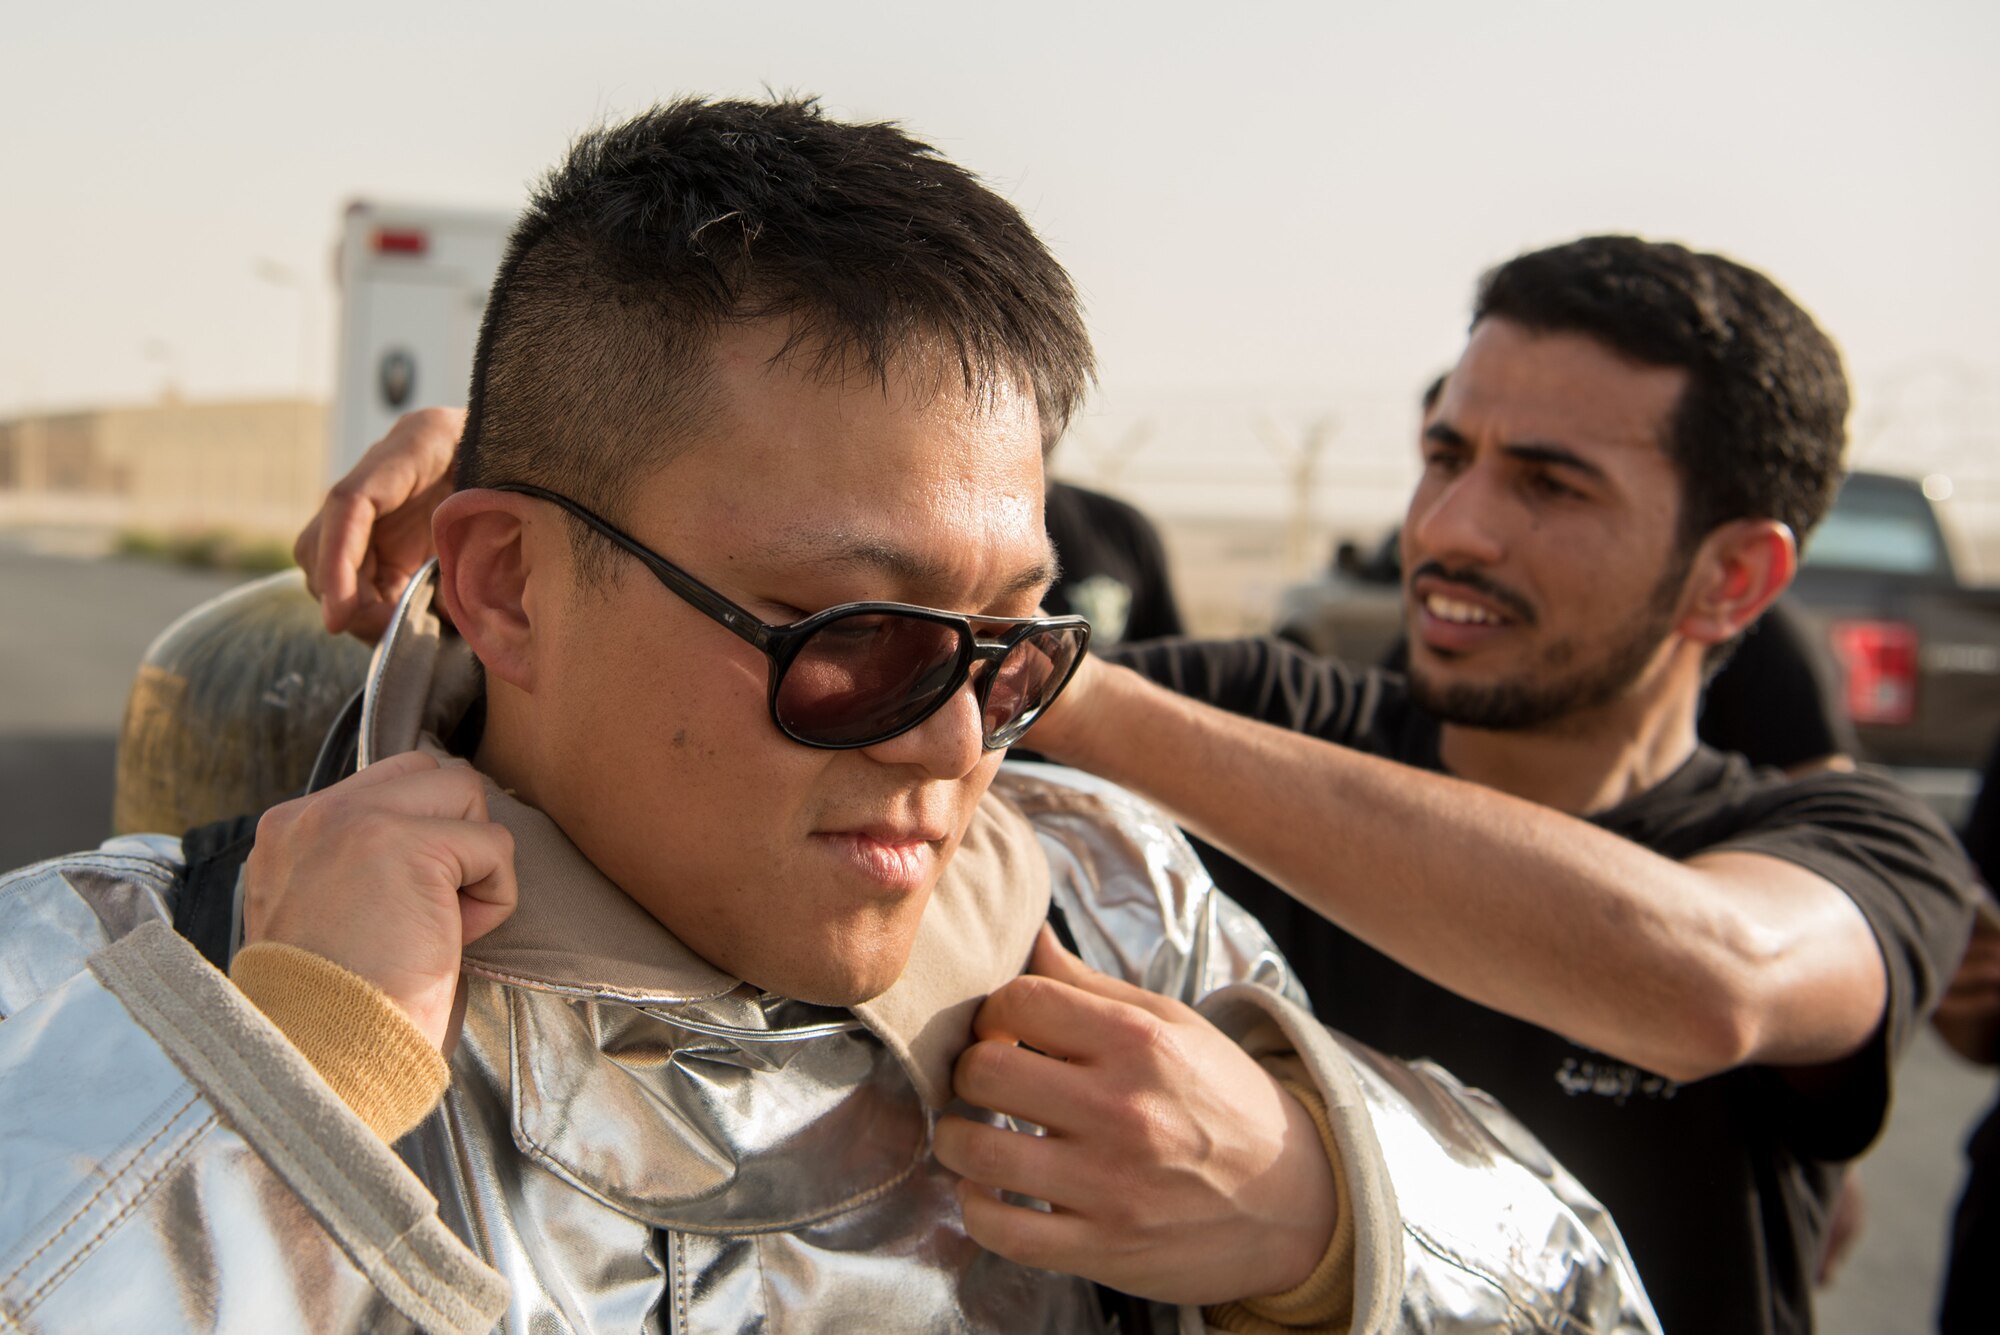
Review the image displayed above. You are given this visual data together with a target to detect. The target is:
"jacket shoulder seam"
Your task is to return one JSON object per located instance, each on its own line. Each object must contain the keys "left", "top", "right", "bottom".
{"left": 87, "top": 921, "right": 507, "bottom": 1334}
{"left": 7, "top": 1099, "right": 212, "bottom": 1319}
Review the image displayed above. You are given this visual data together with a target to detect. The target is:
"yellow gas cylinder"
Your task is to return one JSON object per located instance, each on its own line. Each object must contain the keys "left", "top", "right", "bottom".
{"left": 113, "top": 569, "right": 373, "bottom": 836}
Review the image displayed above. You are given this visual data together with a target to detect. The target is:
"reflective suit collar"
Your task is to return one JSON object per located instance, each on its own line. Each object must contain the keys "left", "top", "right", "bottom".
{"left": 368, "top": 562, "right": 1052, "bottom": 1109}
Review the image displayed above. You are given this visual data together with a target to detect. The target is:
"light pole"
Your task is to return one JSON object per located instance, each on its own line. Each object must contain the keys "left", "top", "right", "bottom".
{"left": 253, "top": 259, "right": 314, "bottom": 406}
{"left": 141, "top": 339, "right": 180, "bottom": 402}
{"left": 254, "top": 259, "right": 317, "bottom": 495}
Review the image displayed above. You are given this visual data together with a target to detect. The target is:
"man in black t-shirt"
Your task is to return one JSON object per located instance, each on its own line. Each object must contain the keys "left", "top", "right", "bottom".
{"left": 1026, "top": 237, "right": 1975, "bottom": 1335}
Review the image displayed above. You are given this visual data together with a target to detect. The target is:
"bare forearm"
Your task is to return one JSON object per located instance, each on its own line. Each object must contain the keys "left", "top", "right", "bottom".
{"left": 1034, "top": 661, "right": 1880, "bottom": 1081}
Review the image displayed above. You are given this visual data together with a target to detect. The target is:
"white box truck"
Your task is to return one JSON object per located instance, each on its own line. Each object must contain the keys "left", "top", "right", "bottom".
{"left": 329, "top": 201, "right": 514, "bottom": 480}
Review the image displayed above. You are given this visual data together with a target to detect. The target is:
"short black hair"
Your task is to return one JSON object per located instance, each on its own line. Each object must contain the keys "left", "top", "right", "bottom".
{"left": 455, "top": 97, "right": 1094, "bottom": 569}
{"left": 1473, "top": 235, "right": 1849, "bottom": 551}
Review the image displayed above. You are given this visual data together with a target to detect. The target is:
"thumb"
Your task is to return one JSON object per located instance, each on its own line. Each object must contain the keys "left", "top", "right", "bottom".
{"left": 1027, "top": 923, "right": 1161, "bottom": 1011}
{"left": 1027, "top": 922, "right": 1092, "bottom": 981}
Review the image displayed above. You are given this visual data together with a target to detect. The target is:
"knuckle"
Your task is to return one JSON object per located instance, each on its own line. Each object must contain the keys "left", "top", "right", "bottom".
{"left": 1105, "top": 1003, "right": 1170, "bottom": 1055}
{"left": 302, "top": 788, "right": 402, "bottom": 850}
{"left": 240, "top": 842, "right": 277, "bottom": 897}
{"left": 411, "top": 406, "right": 459, "bottom": 437}
{"left": 252, "top": 797, "right": 304, "bottom": 845}
{"left": 1090, "top": 1177, "right": 1151, "bottom": 1233}
{"left": 952, "top": 1041, "right": 1009, "bottom": 1102}
{"left": 964, "top": 1125, "right": 1016, "bottom": 1181}
{"left": 996, "top": 1232, "right": 1057, "bottom": 1272}
{"left": 1006, "top": 974, "right": 1064, "bottom": 1016}
{"left": 965, "top": 1202, "right": 1048, "bottom": 1269}
{"left": 288, "top": 789, "right": 348, "bottom": 839}
{"left": 1094, "top": 1085, "right": 1177, "bottom": 1155}
{"left": 980, "top": 975, "right": 1030, "bottom": 1012}
{"left": 931, "top": 1115, "right": 967, "bottom": 1164}
{"left": 308, "top": 804, "right": 377, "bottom": 852}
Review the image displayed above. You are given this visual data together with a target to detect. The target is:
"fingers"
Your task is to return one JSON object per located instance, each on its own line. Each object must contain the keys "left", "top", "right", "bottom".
{"left": 958, "top": 954, "right": 1192, "bottom": 1133}
{"left": 298, "top": 407, "right": 463, "bottom": 637}
{"left": 972, "top": 974, "right": 1144, "bottom": 1060}
{"left": 954, "top": 1183, "right": 1102, "bottom": 1277}
{"left": 952, "top": 1036, "right": 1094, "bottom": 1130}
{"left": 401, "top": 814, "right": 516, "bottom": 899}
{"left": 343, "top": 598, "right": 402, "bottom": 645}
{"left": 292, "top": 512, "right": 323, "bottom": 587}
{"left": 337, "top": 749, "right": 490, "bottom": 811}
{"left": 341, "top": 747, "right": 443, "bottom": 788}
{"left": 244, "top": 753, "right": 517, "bottom": 1047}
{"left": 312, "top": 489, "right": 381, "bottom": 633}
{"left": 937, "top": 1109, "right": 1147, "bottom": 1280}
{"left": 354, "top": 759, "right": 492, "bottom": 823}
{"left": 933, "top": 1113, "right": 1090, "bottom": 1212}
{"left": 971, "top": 926, "right": 1184, "bottom": 1056}
{"left": 1026, "top": 923, "right": 1176, "bottom": 1013}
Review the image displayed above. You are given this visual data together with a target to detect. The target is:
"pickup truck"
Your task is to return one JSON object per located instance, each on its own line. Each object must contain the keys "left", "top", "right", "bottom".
{"left": 1274, "top": 470, "right": 2000, "bottom": 821}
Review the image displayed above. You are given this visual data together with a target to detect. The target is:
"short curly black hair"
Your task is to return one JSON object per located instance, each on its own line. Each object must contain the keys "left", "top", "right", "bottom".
{"left": 1474, "top": 236, "right": 1849, "bottom": 552}
{"left": 455, "top": 97, "right": 1094, "bottom": 574}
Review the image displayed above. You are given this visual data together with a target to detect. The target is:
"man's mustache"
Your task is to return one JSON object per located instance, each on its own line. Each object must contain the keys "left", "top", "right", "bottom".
{"left": 1406, "top": 561, "right": 1538, "bottom": 626}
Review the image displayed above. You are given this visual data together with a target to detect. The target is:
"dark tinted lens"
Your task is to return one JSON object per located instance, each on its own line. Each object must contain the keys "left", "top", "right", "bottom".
{"left": 775, "top": 612, "right": 967, "bottom": 746}
{"left": 982, "top": 625, "right": 1088, "bottom": 745}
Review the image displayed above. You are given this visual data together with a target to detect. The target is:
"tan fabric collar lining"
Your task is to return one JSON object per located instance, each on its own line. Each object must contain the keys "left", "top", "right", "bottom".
{"left": 379, "top": 566, "right": 1050, "bottom": 1109}
{"left": 443, "top": 747, "right": 1048, "bottom": 1110}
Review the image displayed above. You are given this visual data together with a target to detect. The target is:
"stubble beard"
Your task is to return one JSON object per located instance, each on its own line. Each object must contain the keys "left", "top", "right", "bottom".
{"left": 1407, "top": 555, "right": 1691, "bottom": 733}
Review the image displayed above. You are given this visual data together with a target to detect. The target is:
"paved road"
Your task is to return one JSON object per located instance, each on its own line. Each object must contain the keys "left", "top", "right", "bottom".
{"left": 0, "top": 549, "right": 244, "bottom": 865}
{"left": 0, "top": 547, "right": 1991, "bottom": 1329}
{"left": 1821, "top": 1031, "right": 1991, "bottom": 1335}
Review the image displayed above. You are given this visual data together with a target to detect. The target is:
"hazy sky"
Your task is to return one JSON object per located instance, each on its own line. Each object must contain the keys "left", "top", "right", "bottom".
{"left": 5, "top": 0, "right": 1997, "bottom": 500}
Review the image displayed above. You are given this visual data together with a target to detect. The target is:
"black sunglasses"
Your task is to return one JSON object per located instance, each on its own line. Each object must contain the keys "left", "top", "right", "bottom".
{"left": 494, "top": 484, "right": 1091, "bottom": 751}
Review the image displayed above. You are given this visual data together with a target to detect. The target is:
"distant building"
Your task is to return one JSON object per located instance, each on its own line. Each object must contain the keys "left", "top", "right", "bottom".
{"left": 0, "top": 398, "right": 327, "bottom": 544}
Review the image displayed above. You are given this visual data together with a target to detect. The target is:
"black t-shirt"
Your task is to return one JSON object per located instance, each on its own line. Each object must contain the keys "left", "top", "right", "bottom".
{"left": 1043, "top": 482, "right": 1184, "bottom": 646}
{"left": 1697, "top": 597, "right": 1857, "bottom": 770}
{"left": 1108, "top": 635, "right": 1975, "bottom": 1335}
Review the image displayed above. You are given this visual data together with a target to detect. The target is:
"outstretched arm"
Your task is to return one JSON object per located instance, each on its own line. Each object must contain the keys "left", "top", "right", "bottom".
{"left": 1028, "top": 656, "right": 1897, "bottom": 1084}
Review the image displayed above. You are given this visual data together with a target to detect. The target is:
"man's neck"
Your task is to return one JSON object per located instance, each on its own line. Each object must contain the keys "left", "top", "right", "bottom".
{"left": 1435, "top": 677, "right": 1703, "bottom": 816}
{"left": 471, "top": 690, "right": 541, "bottom": 809}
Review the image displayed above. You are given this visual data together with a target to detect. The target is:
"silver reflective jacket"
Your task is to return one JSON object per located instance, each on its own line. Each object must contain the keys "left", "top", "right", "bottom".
{"left": 0, "top": 568, "right": 1660, "bottom": 1334}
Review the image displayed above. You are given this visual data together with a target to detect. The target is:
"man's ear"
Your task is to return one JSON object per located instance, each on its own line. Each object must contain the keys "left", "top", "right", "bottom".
{"left": 433, "top": 489, "right": 544, "bottom": 692}
{"left": 1677, "top": 518, "right": 1798, "bottom": 649}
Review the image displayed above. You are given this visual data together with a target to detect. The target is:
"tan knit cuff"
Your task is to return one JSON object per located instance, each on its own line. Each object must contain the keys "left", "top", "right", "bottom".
{"left": 1205, "top": 1079, "right": 1356, "bottom": 1334}
{"left": 231, "top": 942, "right": 450, "bottom": 1143}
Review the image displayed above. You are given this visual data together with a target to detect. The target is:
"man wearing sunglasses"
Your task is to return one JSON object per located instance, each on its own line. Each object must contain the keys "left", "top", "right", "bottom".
{"left": 269, "top": 230, "right": 1981, "bottom": 1335}
{"left": 0, "top": 100, "right": 1660, "bottom": 1333}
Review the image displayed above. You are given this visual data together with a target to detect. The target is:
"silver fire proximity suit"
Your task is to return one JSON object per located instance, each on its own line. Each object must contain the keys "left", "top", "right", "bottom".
{"left": 0, "top": 566, "right": 1661, "bottom": 1333}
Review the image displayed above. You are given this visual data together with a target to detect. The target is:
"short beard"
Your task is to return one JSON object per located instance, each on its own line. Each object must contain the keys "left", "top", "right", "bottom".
{"left": 1408, "top": 551, "right": 1691, "bottom": 732}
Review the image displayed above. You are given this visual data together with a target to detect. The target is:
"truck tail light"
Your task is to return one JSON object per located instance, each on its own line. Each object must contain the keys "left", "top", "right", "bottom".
{"left": 373, "top": 227, "right": 429, "bottom": 256}
{"left": 1829, "top": 619, "right": 1918, "bottom": 726}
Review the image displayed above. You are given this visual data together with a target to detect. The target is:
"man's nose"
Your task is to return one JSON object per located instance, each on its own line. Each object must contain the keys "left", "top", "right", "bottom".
{"left": 1408, "top": 468, "right": 1507, "bottom": 569}
{"left": 858, "top": 675, "right": 988, "bottom": 780}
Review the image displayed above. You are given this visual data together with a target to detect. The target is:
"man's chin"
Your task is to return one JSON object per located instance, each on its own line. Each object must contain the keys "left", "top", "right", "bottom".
{"left": 1408, "top": 665, "right": 1570, "bottom": 732}
{"left": 789, "top": 974, "right": 900, "bottom": 1009}
{"left": 723, "top": 928, "right": 923, "bottom": 1008}
{"left": 756, "top": 961, "right": 909, "bottom": 1009}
